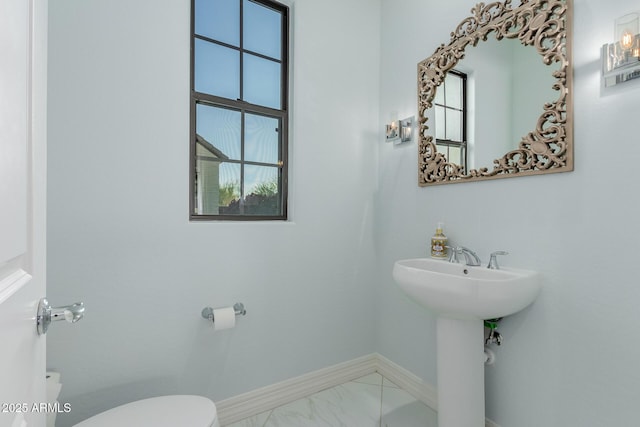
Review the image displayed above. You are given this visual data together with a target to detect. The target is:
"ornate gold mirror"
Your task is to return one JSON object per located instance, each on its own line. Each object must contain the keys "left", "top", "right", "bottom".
{"left": 418, "top": 0, "right": 573, "bottom": 186}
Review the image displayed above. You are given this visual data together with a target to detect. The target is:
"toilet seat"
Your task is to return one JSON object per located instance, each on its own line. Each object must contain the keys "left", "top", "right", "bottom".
{"left": 74, "top": 395, "right": 219, "bottom": 427}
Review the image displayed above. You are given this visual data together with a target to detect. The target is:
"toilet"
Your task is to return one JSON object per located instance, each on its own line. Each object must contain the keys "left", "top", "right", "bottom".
{"left": 73, "top": 395, "right": 219, "bottom": 427}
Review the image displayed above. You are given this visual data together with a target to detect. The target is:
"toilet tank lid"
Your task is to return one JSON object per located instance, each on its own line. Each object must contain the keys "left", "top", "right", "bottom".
{"left": 74, "top": 395, "right": 217, "bottom": 427}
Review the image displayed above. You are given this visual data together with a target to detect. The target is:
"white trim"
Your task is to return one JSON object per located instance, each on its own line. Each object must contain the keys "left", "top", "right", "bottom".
{"left": 375, "top": 353, "right": 438, "bottom": 410}
{"left": 216, "top": 353, "right": 501, "bottom": 427}
{"left": 0, "top": 269, "right": 32, "bottom": 305}
{"left": 216, "top": 354, "right": 377, "bottom": 425}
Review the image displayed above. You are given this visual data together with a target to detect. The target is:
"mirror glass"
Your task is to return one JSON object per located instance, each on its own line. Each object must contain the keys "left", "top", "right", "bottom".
{"left": 451, "top": 37, "right": 558, "bottom": 171}
{"left": 418, "top": 0, "right": 573, "bottom": 185}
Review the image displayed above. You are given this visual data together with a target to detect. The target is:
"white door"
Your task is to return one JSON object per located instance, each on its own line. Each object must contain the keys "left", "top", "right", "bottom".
{"left": 0, "top": 0, "right": 48, "bottom": 426}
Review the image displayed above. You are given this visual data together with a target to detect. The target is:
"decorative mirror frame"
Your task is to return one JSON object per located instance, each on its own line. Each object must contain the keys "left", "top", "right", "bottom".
{"left": 418, "top": 0, "right": 573, "bottom": 186}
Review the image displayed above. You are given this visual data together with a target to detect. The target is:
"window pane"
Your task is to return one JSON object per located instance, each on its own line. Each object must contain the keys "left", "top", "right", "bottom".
{"left": 434, "top": 84, "right": 445, "bottom": 105}
{"left": 445, "top": 109, "right": 462, "bottom": 142}
{"left": 435, "top": 106, "right": 445, "bottom": 140}
{"left": 245, "top": 114, "right": 279, "bottom": 164}
{"left": 195, "top": 161, "right": 241, "bottom": 215}
{"left": 243, "top": 53, "right": 281, "bottom": 109}
{"left": 195, "top": 39, "right": 240, "bottom": 100}
{"left": 444, "top": 74, "right": 462, "bottom": 110}
{"left": 195, "top": 0, "right": 240, "bottom": 46}
{"left": 196, "top": 103, "right": 241, "bottom": 160}
{"left": 243, "top": 0, "right": 282, "bottom": 59}
{"left": 448, "top": 146, "right": 462, "bottom": 166}
{"left": 243, "top": 165, "right": 281, "bottom": 216}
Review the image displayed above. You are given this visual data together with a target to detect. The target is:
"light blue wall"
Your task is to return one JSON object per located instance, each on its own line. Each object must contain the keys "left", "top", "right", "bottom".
{"left": 46, "top": 0, "right": 380, "bottom": 425}
{"left": 377, "top": 0, "right": 640, "bottom": 425}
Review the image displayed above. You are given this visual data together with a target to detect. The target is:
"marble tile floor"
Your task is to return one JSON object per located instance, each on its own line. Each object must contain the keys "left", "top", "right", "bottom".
{"left": 225, "top": 373, "right": 438, "bottom": 427}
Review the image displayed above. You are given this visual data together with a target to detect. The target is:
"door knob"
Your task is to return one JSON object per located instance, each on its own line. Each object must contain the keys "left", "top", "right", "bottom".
{"left": 37, "top": 298, "right": 85, "bottom": 335}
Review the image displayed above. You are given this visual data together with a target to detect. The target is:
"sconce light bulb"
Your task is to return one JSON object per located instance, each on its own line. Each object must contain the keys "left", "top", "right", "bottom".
{"left": 621, "top": 30, "right": 634, "bottom": 50}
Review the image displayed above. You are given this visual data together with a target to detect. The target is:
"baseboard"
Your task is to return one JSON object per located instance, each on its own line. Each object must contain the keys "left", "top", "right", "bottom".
{"left": 374, "top": 353, "right": 438, "bottom": 410}
{"left": 216, "top": 354, "right": 378, "bottom": 425}
{"left": 216, "top": 352, "right": 500, "bottom": 427}
{"left": 374, "top": 355, "right": 499, "bottom": 427}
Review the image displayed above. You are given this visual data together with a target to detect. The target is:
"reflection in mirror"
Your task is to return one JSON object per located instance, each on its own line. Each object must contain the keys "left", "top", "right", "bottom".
{"left": 418, "top": 0, "right": 573, "bottom": 186}
{"left": 434, "top": 71, "right": 467, "bottom": 170}
{"left": 459, "top": 37, "right": 559, "bottom": 171}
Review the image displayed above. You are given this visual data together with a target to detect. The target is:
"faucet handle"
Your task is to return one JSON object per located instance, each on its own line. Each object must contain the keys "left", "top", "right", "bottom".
{"left": 446, "top": 246, "right": 461, "bottom": 263}
{"left": 487, "top": 251, "right": 509, "bottom": 269}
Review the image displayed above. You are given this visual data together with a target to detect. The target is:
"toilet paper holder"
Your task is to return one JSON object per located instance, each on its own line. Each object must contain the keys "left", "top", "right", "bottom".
{"left": 201, "top": 303, "right": 246, "bottom": 323}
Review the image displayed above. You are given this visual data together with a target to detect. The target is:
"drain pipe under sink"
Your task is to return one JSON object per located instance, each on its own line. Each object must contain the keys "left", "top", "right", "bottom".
{"left": 484, "top": 347, "right": 496, "bottom": 365}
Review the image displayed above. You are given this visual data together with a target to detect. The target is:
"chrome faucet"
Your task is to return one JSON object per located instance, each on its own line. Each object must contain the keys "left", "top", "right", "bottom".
{"left": 458, "top": 246, "right": 481, "bottom": 266}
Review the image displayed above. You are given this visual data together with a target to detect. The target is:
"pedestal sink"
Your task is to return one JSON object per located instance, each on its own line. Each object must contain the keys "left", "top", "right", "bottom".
{"left": 392, "top": 258, "right": 541, "bottom": 427}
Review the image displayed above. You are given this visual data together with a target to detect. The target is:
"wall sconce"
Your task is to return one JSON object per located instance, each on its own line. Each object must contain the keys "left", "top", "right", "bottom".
{"left": 602, "top": 12, "right": 640, "bottom": 87}
{"left": 385, "top": 115, "right": 414, "bottom": 144}
{"left": 398, "top": 116, "right": 414, "bottom": 144}
{"left": 385, "top": 119, "right": 399, "bottom": 141}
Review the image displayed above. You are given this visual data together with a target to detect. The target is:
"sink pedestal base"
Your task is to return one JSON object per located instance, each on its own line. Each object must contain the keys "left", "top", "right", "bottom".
{"left": 436, "top": 317, "right": 485, "bottom": 427}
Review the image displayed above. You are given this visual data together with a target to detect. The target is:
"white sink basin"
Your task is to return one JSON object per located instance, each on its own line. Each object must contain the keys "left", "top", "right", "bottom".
{"left": 392, "top": 258, "right": 541, "bottom": 320}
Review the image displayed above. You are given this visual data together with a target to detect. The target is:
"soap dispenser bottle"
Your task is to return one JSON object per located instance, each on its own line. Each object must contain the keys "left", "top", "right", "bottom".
{"left": 430, "top": 222, "right": 448, "bottom": 259}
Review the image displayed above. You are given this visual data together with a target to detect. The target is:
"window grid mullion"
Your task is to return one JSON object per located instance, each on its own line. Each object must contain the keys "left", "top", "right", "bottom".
{"left": 442, "top": 82, "right": 448, "bottom": 140}
{"left": 193, "top": 35, "right": 282, "bottom": 65}
{"left": 193, "top": 35, "right": 238, "bottom": 53}
{"left": 195, "top": 93, "right": 286, "bottom": 117}
{"left": 444, "top": 95, "right": 449, "bottom": 140}
{"left": 240, "top": 111, "right": 246, "bottom": 204}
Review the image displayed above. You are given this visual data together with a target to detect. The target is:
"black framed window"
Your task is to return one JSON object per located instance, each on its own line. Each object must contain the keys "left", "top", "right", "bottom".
{"left": 191, "top": 0, "right": 289, "bottom": 220}
{"left": 434, "top": 70, "right": 467, "bottom": 172}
